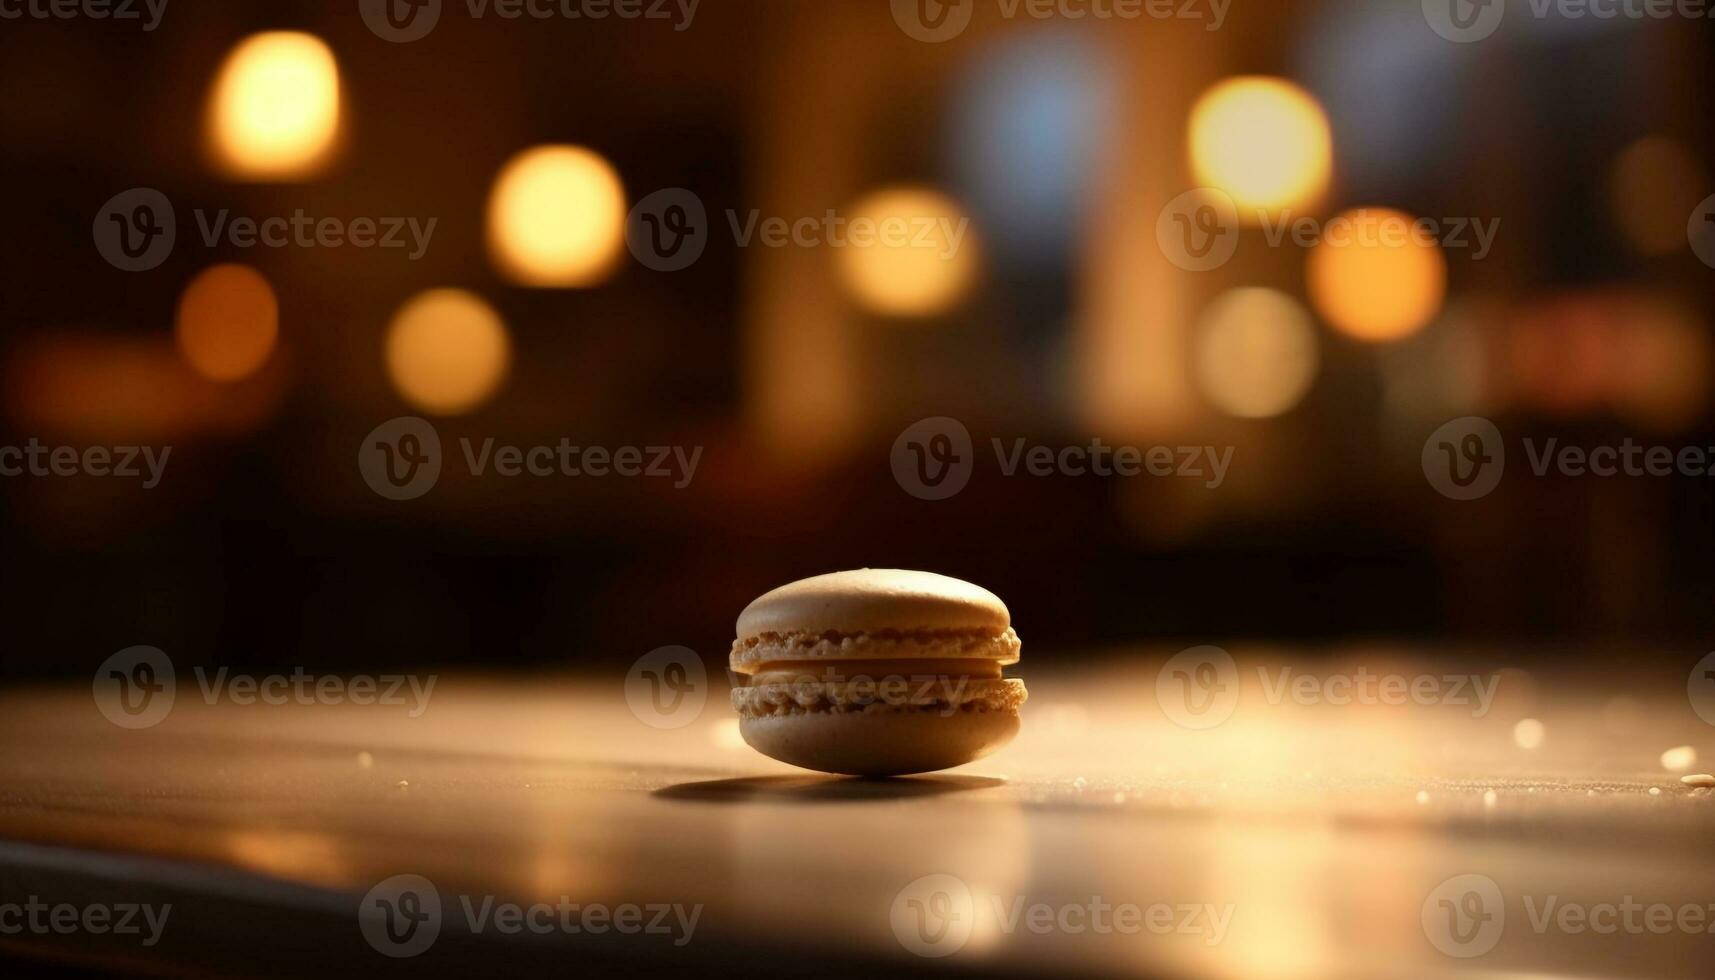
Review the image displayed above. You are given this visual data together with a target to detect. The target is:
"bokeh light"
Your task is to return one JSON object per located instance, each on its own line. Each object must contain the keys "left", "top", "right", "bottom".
{"left": 1505, "top": 295, "right": 1614, "bottom": 416}
{"left": 487, "top": 145, "right": 627, "bottom": 287}
{"left": 835, "top": 186, "right": 979, "bottom": 317}
{"left": 1189, "top": 77, "right": 1332, "bottom": 221}
{"left": 1193, "top": 288, "right": 1320, "bottom": 418}
{"left": 176, "top": 264, "right": 279, "bottom": 382}
{"left": 384, "top": 289, "right": 512, "bottom": 415}
{"left": 1307, "top": 207, "right": 1447, "bottom": 342}
{"left": 1501, "top": 291, "right": 1709, "bottom": 427}
{"left": 8, "top": 334, "right": 285, "bottom": 440}
{"left": 1513, "top": 718, "right": 1546, "bottom": 750}
{"left": 1661, "top": 745, "right": 1697, "bottom": 773}
{"left": 1609, "top": 297, "right": 1710, "bottom": 432}
{"left": 1609, "top": 136, "right": 1706, "bottom": 256}
{"left": 208, "top": 32, "right": 341, "bottom": 180}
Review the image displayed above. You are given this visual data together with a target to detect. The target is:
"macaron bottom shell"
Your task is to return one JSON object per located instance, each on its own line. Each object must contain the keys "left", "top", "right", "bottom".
{"left": 738, "top": 707, "right": 1021, "bottom": 777}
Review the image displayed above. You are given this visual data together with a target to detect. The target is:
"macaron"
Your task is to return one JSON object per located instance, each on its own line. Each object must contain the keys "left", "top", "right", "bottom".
{"left": 729, "top": 569, "right": 1026, "bottom": 776}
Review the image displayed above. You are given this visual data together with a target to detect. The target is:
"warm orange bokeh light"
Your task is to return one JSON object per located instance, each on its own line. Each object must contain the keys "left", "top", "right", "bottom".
{"left": 208, "top": 32, "right": 341, "bottom": 180}
{"left": 835, "top": 186, "right": 979, "bottom": 317}
{"left": 1307, "top": 208, "right": 1447, "bottom": 342}
{"left": 1189, "top": 77, "right": 1333, "bottom": 222}
{"left": 384, "top": 289, "right": 512, "bottom": 415}
{"left": 1194, "top": 288, "right": 1320, "bottom": 419}
{"left": 8, "top": 334, "right": 285, "bottom": 440}
{"left": 487, "top": 145, "right": 628, "bottom": 287}
{"left": 176, "top": 264, "right": 280, "bottom": 381}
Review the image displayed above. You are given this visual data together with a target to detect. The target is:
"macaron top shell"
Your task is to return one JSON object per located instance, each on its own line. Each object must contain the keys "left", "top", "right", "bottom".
{"left": 735, "top": 569, "right": 1010, "bottom": 637}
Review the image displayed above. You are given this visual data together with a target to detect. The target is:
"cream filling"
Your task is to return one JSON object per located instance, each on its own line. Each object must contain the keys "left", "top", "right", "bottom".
{"left": 729, "top": 627, "right": 1020, "bottom": 673}
{"left": 748, "top": 659, "right": 1004, "bottom": 686}
{"left": 732, "top": 677, "right": 1026, "bottom": 719}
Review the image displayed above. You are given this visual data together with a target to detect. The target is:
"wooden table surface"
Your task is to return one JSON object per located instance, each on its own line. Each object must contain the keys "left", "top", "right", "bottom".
{"left": 2, "top": 647, "right": 1712, "bottom": 978}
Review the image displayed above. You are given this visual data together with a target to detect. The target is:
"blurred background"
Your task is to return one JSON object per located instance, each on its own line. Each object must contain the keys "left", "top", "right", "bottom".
{"left": 1, "top": 0, "right": 1712, "bottom": 681}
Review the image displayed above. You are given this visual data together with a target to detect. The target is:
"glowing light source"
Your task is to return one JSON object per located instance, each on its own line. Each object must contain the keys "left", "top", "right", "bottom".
{"left": 1189, "top": 77, "right": 1332, "bottom": 221}
{"left": 384, "top": 289, "right": 511, "bottom": 415}
{"left": 1512, "top": 718, "right": 1545, "bottom": 750}
{"left": 1610, "top": 137, "right": 1706, "bottom": 257}
{"left": 487, "top": 145, "right": 627, "bottom": 287}
{"left": 1307, "top": 207, "right": 1446, "bottom": 342}
{"left": 835, "top": 186, "right": 979, "bottom": 317}
{"left": 1193, "top": 288, "right": 1320, "bottom": 419}
{"left": 1661, "top": 745, "right": 1697, "bottom": 773}
{"left": 209, "top": 32, "right": 341, "bottom": 180}
{"left": 176, "top": 264, "right": 278, "bottom": 381}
